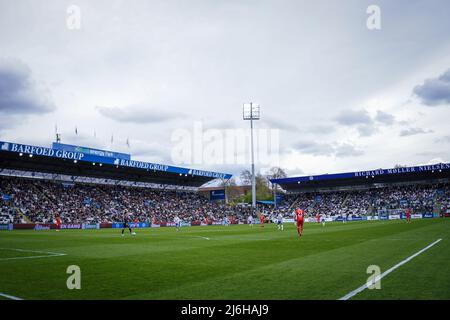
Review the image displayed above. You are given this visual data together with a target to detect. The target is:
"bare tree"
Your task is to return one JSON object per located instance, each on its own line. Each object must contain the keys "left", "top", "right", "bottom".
{"left": 240, "top": 169, "right": 252, "bottom": 186}
{"left": 266, "top": 167, "right": 287, "bottom": 180}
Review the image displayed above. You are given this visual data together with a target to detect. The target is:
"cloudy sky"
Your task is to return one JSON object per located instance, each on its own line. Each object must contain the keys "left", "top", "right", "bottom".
{"left": 1, "top": 0, "right": 450, "bottom": 180}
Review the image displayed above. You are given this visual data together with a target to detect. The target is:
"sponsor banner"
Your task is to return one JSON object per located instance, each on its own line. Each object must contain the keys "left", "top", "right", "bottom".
{"left": 52, "top": 142, "right": 131, "bottom": 160}
{"left": 200, "top": 223, "right": 207, "bottom": 226}
{"left": 349, "top": 216, "right": 364, "bottom": 221}
{"left": 411, "top": 214, "right": 423, "bottom": 219}
{"left": 13, "top": 223, "right": 35, "bottom": 229}
{"left": 0, "top": 140, "right": 232, "bottom": 180}
{"left": 0, "top": 224, "right": 13, "bottom": 230}
{"left": 283, "top": 218, "right": 295, "bottom": 223}
{"left": 60, "top": 224, "right": 82, "bottom": 229}
{"left": 334, "top": 217, "right": 344, "bottom": 221}
{"left": 422, "top": 213, "right": 434, "bottom": 219}
{"left": 129, "top": 222, "right": 149, "bottom": 228}
{"left": 212, "top": 221, "right": 222, "bottom": 226}
{"left": 379, "top": 215, "right": 389, "bottom": 220}
{"left": 181, "top": 222, "right": 191, "bottom": 227}
{"left": 82, "top": 223, "right": 100, "bottom": 230}
{"left": 165, "top": 222, "right": 176, "bottom": 227}
{"left": 100, "top": 223, "right": 112, "bottom": 228}
{"left": 34, "top": 224, "right": 52, "bottom": 230}
{"left": 151, "top": 224, "right": 161, "bottom": 228}
{"left": 210, "top": 189, "right": 225, "bottom": 201}
{"left": 271, "top": 162, "right": 450, "bottom": 184}
{"left": 389, "top": 214, "right": 401, "bottom": 220}
{"left": 111, "top": 223, "right": 149, "bottom": 228}
{"left": 1, "top": 194, "right": 12, "bottom": 201}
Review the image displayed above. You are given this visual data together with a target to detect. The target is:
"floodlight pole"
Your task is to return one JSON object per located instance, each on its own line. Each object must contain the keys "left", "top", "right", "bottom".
{"left": 243, "top": 102, "right": 259, "bottom": 215}
{"left": 250, "top": 106, "right": 256, "bottom": 211}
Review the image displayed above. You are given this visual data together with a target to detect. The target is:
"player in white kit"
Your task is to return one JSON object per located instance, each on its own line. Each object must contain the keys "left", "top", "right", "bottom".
{"left": 247, "top": 215, "right": 254, "bottom": 227}
{"left": 174, "top": 216, "right": 181, "bottom": 231}
{"left": 276, "top": 213, "right": 284, "bottom": 231}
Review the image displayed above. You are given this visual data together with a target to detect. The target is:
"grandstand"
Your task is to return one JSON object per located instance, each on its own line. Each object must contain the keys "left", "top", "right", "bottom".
{"left": 270, "top": 163, "right": 450, "bottom": 221}
{"left": 1, "top": 139, "right": 449, "bottom": 228}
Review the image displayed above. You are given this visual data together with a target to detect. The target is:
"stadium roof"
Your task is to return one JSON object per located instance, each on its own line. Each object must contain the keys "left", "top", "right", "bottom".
{"left": 0, "top": 140, "right": 232, "bottom": 187}
{"left": 270, "top": 163, "right": 450, "bottom": 192}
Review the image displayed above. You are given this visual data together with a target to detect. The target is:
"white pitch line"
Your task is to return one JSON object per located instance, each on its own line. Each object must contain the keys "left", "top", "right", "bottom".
{"left": 339, "top": 238, "right": 442, "bottom": 300}
{"left": 0, "top": 292, "right": 24, "bottom": 300}
{"left": 0, "top": 248, "right": 66, "bottom": 261}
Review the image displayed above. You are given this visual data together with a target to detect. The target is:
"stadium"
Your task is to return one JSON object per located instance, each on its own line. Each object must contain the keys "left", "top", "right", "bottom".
{"left": 0, "top": 140, "right": 449, "bottom": 300}
{"left": 1, "top": 0, "right": 450, "bottom": 310}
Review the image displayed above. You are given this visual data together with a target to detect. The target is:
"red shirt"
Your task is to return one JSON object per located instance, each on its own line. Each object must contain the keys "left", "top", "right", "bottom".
{"left": 295, "top": 209, "right": 304, "bottom": 222}
{"left": 260, "top": 215, "right": 265, "bottom": 222}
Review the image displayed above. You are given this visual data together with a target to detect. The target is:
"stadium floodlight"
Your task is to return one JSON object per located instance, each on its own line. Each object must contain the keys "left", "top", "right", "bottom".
{"left": 243, "top": 103, "right": 260, "bottom": 213}
{"left": 243, "top": 103, "right": 260, "bottom": 120}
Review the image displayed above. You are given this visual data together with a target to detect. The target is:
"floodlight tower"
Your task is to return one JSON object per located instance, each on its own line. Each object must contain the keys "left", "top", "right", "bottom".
{"left": 243, "top": 103, "right": 260, "bottom": 213}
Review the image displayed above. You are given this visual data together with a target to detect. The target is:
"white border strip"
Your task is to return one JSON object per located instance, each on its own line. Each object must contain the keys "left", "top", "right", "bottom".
{"left": 339, "top": 238, "right": 442, "bottom": 300}
{"left": 0, "top": 292, "right": 24, "bottom": 300}
{"left": 0, "top": 248, "right": 66, "bottom": 261}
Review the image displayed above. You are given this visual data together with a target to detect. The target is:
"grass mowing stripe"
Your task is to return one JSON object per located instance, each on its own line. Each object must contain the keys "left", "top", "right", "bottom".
{"left": 339, "top": 238, "right": 443, "bottom": 300}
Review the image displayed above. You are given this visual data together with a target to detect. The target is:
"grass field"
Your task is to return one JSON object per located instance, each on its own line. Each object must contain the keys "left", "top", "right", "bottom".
{"left": 0, "top": 219, "right": 449, "bottom": 300}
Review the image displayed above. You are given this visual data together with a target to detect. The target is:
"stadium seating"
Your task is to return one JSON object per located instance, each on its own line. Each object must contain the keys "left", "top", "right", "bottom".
{"left": 0, "top": 176, "right": 449, "bottom": 224}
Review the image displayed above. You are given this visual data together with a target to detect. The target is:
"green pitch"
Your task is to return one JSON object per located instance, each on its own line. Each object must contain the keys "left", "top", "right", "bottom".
{"left": 0, "top": 219, "right": 449, "bottom": 300}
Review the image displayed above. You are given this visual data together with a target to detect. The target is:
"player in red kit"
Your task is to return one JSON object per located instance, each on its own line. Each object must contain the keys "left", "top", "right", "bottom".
{"left": 55, "top": 214, "right": 61, "bottom": 232}
{"left": 294, "top": 208, "right": 305, "bottom": 237}
{"left": 316, "top": 213, "right": 321, "bottom": 224}
{"left": 405, "top": 208, "right": 411, "bottom": 223}
{"left": 260, "top": 213, "right": 265, "bottom": 227}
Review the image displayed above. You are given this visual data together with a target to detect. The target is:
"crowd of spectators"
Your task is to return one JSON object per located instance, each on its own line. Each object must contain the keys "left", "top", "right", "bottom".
{"left": 0, "top": 176, "right": 449, "bottom": 224}
{"left": 0, "top": 177, "right": 250, "bottom": 224}
{"left": 273, "top": 183, "right": 450, "bottom": 219}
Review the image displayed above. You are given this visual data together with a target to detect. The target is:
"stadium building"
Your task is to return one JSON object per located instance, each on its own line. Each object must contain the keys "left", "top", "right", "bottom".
{"left": 0, "top": 140, "right": 236, "bottom": 229}
{"left": 270, "top": 163, "right": 450, "bottom": 221}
